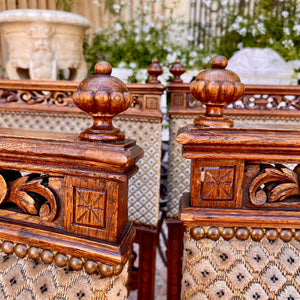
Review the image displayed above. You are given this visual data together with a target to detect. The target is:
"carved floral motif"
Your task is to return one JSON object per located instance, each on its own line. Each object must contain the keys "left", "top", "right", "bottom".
{"left": 0, "top": 171, "right": 58, "bottom": 221}
{"left": 248, "top": 164, "right": 300, "bottom": 206}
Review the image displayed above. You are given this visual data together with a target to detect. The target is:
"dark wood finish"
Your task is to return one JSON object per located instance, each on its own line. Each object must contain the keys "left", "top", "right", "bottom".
{"left": 0, "top": 61, "right": 165, "bottom": 298}
{"left": 172, "top": 56, "right": 300, "bottom": 299}
{"left": 190, "top": 55, "right": 244, "bottom": 127}
{"left": 166, "top": 219, "right": 184, "bottom": 300}
{"left": 147, "top": 58, "right": 163, "bottom": 84}
{"left": 0, "top": 62, "right": 143, "bottom": 277}
{"left": 134, "top": 226, "right": 158, "bottom": 300}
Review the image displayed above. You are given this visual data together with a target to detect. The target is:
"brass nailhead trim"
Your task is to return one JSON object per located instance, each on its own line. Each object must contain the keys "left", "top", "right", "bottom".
{"left": 190, "top": 227, "right": 300, "bottom": 242}
{"left": 0, "top": 241, "right": 124, "bottom": 277}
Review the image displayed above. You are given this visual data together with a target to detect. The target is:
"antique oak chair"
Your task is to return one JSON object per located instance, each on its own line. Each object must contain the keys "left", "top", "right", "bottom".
{"left": 175, "top": 56, "right": 300, "bottom": 299}
{"left": 0, "top": 60, "right": 165, "bottom": 299}
{"left": 166, "top": 58, "right": 300, "bottom": 299}
{"left": 0, "top": 61, "right": 143, "bottom": 299}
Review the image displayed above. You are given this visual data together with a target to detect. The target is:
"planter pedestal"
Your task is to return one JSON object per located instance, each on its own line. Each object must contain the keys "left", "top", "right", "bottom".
{"left": 0, "top": 9, "right": 90, "bottom": 81}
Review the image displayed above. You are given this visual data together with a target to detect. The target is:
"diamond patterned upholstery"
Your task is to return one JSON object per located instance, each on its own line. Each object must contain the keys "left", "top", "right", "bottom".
{"left": 0, "top": 111, "right": 161, "bottom": 227}
{"left": 0, "top": 252, "right": 128, "bottom": 300}
{"left": 182, "top": 230, "right": 300, "bottom": 300}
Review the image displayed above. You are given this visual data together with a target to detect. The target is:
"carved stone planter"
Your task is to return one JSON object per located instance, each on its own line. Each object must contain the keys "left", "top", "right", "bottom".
{"left": 0, "top": 9, "right": 89, "bottom": 81}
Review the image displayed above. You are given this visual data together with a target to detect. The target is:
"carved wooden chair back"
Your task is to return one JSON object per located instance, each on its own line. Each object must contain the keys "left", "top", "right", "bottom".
{"left": 167, "top": 58, "right": 300, "bottom": 299}
{"left": 0, "top": 60, "right": 165, "bottom": 300}
{"left": 0, "top": 61, "right": 143, "bottom": 299}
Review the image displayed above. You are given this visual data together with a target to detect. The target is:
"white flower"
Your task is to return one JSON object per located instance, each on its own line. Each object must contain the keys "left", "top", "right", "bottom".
{"left": 129, "top": 62, "right": 137, "bottom": 69}
{"left": 284, "top": 27, "right": 290, "bottom": 35}
{"left": 190, "top": 51, "right": 197, "bottom": 58}
{"left": 257, "top": 23, "right": 266, "bottom": 34}
{"left": 282, "top": 10, "right": 289, "bottom": 18}
{"left": 92, "top": 0, "right": 101, "bottom": 6}
{"left": 198, "top": 43, "right": 204, "bottom": 50}
{"left": 134, "top": 28, "right": 140, "bottom": 34}
{"left": 115, "top": 22, "right": 122, "bottom": 31}
{"left": 158, "top": 15, "right": 165, "bottom": 21}
{"left": 136, "top": 69, "right": 148, "bottom": 83}
{"left": 236, "top": 16, "right": 243, "bottom": 23}
{"left": 187, "top": 35, "right": 194, "bottom": 41}
{"left": 113, "top": 4, "right": 121, "bottom": 13}
{"left": 294, "top": 24, "right": 300, "bottom": 35}
{"left": 269, "top": 38, "right": 274, "bottom": 44}
{"left": 118, "top": 61, "right": 126, "bottom": 68}
{"left": 94, "top": 27, "right": 102, "bottom": 34}
{"left": 202, "top": 56, "right": 211, "bottom": 64}
{"left": 237, "top": 42, "right": 243, "bottom": 49}
{"left": 145, "top": 34, "right": 151, "bottom": 41}
{"left": 143, "top": 24, "right": 150, "bottom": 33}
{"left": 251, "top": 28, "right": 257, "bottom": 36}
{"left": 282, "top": 39, "right": 294, "bottom": 49}
{"left": 238, "top": 27, "right": 247, "bottom": 36}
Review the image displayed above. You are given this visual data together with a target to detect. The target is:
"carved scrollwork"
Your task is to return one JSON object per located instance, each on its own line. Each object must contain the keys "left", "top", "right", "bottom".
{"left": 248, "top": 164, "right": 300, "bottom": 206}
{"left": 0, "top": 171, "right": 58, "bottom": 221}
{"left": 0, "top": 89, "right": 74, "bottom": 107}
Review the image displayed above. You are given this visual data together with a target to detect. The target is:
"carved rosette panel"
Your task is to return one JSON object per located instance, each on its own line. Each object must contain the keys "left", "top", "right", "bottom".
{"left": 201, "top": 167, "right": 235, "bottom": 201}
{"left": 74, "top": 188, "right": 106, "bottom": 229}
{"left": 0, "top": 171, "right": 59, "bottom": 221}
{"left": 191, "top": 160, "right": 243, "bottom": 208}
{"left": 244, "top": 164, "right": 300, "bottom": 208}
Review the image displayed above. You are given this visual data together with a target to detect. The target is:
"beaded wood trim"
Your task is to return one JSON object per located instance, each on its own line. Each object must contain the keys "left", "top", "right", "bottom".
{"left": 0, "top": 240, "right": 126, "bottom": 277}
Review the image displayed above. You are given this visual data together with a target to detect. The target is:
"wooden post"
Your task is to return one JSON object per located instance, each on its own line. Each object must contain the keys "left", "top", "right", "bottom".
{"left": 0, "top": 61, "right": 143, "bottom": 298}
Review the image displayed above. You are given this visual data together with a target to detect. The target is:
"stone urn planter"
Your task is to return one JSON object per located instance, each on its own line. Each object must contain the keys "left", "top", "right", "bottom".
{"left": 0, "top": 9, "right": 90, "bottom": 81}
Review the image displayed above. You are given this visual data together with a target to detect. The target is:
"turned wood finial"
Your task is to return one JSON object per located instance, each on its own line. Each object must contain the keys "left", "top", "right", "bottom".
{"left": 190, "top": 55, "right": 245, "bottom": 127}
{"left": 73, "top": 61, "right": 133, "bottom": 142}
{"left": 147, "top": 58, "right": 163, "bottom": 84}
{"left": 170, "top": 60, "right": 186, "bottom": 83}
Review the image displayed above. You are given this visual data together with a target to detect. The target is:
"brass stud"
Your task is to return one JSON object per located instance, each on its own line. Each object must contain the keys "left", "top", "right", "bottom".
{"left": 221, "top": 228, "right": 235, "bottom": 240}
{"left": 84, "top": 260, "right": 98, "bottom": 274}
{"left": 207, "top": 227, "right": 220, "bottom": 241}
{"left": 279, "top": 229, "right": 293, "bottom": 242}
{"left": 28, "top": 247, "right": 40, "bottom": 260}
{"left": 69, "top": 257, "right": 83, "bottom": 271}
{"left": 2, "top": 241, "right": 14, "bottom": 254}
{"left": 236, "top": 228, "right": 250, "bottom": 240}
{"left": 99, "top": 263, "right": 114, "bottom": 277}
{"left": 294, "top": 230, "right": 300, "bottom": 241}
{"left": 41, "top": 250, "right": 54, "bottom": 264}
{"left": 14, "top": 244, "right": 27, "bottom": 258}
{"left": 54, "top": 253, "right": 69, "bottom": 268}
{"left": 266, "top": 229, "right": 278, "bottom": 241}
{"left": 251, "top": 228, "right": 264, "bottom": 242}
{"left": 190, "top": 227, "right": 205, "bottom": 240}
{"left": 113, "top": 264, "right": 123, "bottom": 276}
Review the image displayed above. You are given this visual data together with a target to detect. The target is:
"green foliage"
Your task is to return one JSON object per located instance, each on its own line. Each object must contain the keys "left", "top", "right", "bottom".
{"left": 84, "top": 1, "right": 207, "bottom": 82}
{"left": 216, "top": 0, "right": 300, "bottom": 62}
{"left": 55, "top": 0, "right": 73, "bottom": 12}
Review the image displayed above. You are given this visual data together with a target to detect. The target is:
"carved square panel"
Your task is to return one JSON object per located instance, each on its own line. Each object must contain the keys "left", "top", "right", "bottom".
{"left": 191, "top": 160, "right": 244, "bottom": 208}
{"left": 201, "top": 167, "right": 235, "bottom": 201}
{"left": 74, "top": 188, "right": 106, "bottom": 229}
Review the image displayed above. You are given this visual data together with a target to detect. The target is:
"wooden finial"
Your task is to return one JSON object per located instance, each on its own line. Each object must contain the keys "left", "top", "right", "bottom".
{"left": 147, "top": 58, "right": 163, "bottom": 84}
{"left": 73, "top": 61, "right": 133, "bottom": 142}
{"left": 190, "top": 55, "right": 245, "bottom": 127}
{"left": 169, "top": 60, "right": 186, "bottom": 83}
